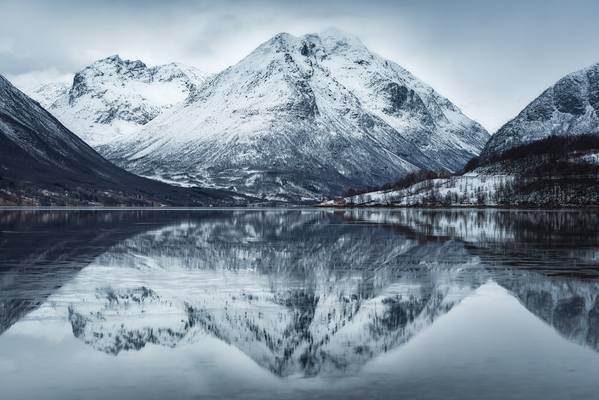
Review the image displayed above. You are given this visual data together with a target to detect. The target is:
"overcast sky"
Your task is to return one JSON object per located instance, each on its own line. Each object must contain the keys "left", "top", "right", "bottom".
{"left": 2, "top": 0, "right": 599, "bottom": 133}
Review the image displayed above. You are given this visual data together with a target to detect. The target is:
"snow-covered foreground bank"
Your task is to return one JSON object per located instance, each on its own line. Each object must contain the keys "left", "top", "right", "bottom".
{"left": 323, "top": 174, "right": 515, "bottom": 207}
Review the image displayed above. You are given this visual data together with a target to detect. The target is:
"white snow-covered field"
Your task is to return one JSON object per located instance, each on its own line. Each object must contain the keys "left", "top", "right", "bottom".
{"left": 324, "top": 174, "right": 515, "bottom": 207}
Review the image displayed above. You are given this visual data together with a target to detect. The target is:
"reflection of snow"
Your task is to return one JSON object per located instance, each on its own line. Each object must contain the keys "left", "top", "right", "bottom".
{"left": 24, "top": 215, "right": 485, "bottom": 377}
{"left": 2, "top": 209, "right": 599, "bottom": 400}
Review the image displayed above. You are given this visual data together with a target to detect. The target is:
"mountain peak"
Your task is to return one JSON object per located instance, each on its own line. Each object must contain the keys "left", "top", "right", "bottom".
{"left": 481, "top": 60, "right": 599, "bottom": 160}
{"left": 317, "top": 27, "right": 363, "bottom": 45}
{"left": 89, "top": 54, "right": 147, "bottom": 72}
{"left": 103, "top": 54, "right": 122, "bottom": 63}
{"left": 36, "top": 55, "right": 209, "bottom": 146}
{"left": 258, "top": 32, "right": 298, "bottom": 53}
{"left": 259, "top": 29, "right": 365, "bottom": 56}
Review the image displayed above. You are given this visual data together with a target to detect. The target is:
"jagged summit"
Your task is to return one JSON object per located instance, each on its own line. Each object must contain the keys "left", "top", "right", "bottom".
{"left": 106, "top": 30, "right": 488, "bottom": 201}
{"left": 481, "top": 61, "right": 599, "bottom": 160}
{"left": 101, "top": 54, "right": 123, "bottom": 62}
{"left": 93, "top": 54, "right": 140, "bottom": 66}
{"left": 23, "top": 55, "right": 210, "bottom": 147}
{"left": 259, "top": 28, "right": 364, "bottom": 52}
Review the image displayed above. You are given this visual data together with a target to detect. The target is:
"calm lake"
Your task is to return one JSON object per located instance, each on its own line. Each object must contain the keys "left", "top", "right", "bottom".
{"left": 1, "top": 208, "right": 598, "bottom": 400}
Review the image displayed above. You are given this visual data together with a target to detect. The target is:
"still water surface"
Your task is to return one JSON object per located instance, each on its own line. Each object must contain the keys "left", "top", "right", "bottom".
{"left": 1, "top": 209, "right": 598, "bottom": 399}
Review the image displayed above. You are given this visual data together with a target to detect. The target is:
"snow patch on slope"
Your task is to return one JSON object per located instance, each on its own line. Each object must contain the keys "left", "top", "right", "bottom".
{"left": 326, "top": 174, "right": 515, "bottom": 207}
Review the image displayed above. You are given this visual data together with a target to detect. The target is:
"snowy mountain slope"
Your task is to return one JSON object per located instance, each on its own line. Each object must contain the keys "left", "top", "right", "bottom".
{"left": 330, "top": 59, "right": 599, "bottom": 208}
{"left": 0, "top": 74, "right": 244, "bottom": 206}
{"left": 481, "top": 62, "right": 599, "bottom": 160}
{"left": 312, "top": 29, "right": 488, "bottom": 166}
{"left": 27, "top": 55, "right": 209, "bottom": 146}
{"left": 106, "top": 30, "right": 488, "bottom": 201}
{"left": 26, "top": 80, "right": 71, "bottom": 109}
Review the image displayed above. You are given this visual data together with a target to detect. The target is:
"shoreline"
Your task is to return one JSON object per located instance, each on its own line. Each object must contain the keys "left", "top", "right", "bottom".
{"left": 317, "top": 204, "right": 599, "bottom": 210}
{"left": 2, "top": 205, "right": 599, "bottom": 212}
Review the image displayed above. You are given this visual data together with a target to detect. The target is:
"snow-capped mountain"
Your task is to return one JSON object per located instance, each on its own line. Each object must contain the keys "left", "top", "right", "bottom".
{"left": 481, "top": 62, "right": 599, "bottom": 160}
{"left": 0, "top": 74, "right": 241, "bottom": 206}
{"left": 27, "top": 55, "right": 209, "bottom": 146}
{"left": 105, "top": 29, "right": 488, "bottom": 201}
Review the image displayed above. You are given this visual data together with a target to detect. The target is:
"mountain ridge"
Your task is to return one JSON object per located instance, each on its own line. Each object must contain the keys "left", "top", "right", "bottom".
{"left": 481, "top": 61, "right": 599, "bottom": 160}
{"left": 102, "top": 29, "right": 488, "bottom": 201}
{"left": 25, "top": 55, "right": 210, "bottom": 147}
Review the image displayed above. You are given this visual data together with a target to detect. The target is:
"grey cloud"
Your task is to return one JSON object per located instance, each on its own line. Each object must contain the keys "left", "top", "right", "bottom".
{"left": 1, "top": 0, "right": 599, "bottom": 132}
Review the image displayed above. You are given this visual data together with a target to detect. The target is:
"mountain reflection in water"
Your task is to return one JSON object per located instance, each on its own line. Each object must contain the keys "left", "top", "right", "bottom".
{"left": 1, "top": 209, "right": 599, "bottom": 400}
